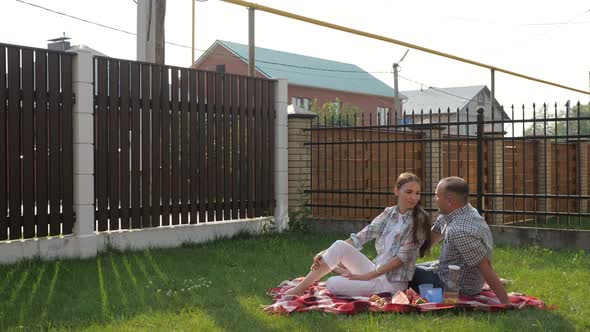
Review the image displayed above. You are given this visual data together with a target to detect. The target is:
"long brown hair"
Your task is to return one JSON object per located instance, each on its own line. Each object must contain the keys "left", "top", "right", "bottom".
{"left": 395, "top": 173, "right": 432, "bottom": 257}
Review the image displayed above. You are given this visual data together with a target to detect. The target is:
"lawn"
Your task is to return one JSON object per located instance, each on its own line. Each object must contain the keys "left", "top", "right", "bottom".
{"left": 0, "top": 231, "right": 588, "bottom": 331}
{"left": 509, "top": 216, "right": 590, "bottom": 230}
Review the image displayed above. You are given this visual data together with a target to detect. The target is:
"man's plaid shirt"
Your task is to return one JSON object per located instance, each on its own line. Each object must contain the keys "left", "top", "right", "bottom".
{"left": 432, "top": 203, "right": 494, "bottom": 295}
{"left": 350, "top": 206, "right": 425, "bottom": 283}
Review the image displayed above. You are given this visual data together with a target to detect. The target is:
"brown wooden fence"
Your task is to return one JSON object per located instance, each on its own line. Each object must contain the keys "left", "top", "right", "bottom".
{"left": 0, "top": 43, "right": 74, "bottom": 240}
{"left": 441, "top": 136, "right": 482, "bottom": 208}
{"left": 93, "top": 57, "right": 275, "bottom": 231}
{"left": 501, "top": 140, "right": 536, "bottom": 222}
{"left": 551, "top": 143, "right": 579, "bottom": 212}
{"left": 311, "top": 128, "right": 422, "bottom": 220}
{"left": 310, "top": 124, "right": 589, "bottom": 225}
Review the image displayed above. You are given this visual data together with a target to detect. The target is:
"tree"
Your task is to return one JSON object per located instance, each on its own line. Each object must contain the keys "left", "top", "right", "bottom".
{"left": 564, "top": 103, "right": 590, "bottom": 136}
{"left": 524, "top": 102, "right": 590, "bottom": 137}
{"left": 310, "top": 98, "right": 363, "bottom": 127}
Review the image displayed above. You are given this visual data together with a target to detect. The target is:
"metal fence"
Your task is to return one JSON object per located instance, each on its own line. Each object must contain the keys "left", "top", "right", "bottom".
{"left": 93, "top": 57, "right": 275, "bottom": 231}
{"left": 307, "top": 102, "right": 590, "bottom": 230}
{"left": 0, "top": 43, "right": 75, "bottom": 240}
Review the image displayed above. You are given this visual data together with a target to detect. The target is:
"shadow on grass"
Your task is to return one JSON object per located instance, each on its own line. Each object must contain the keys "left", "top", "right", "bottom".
{"left": 0, "top": 231, "right": 584, "bottom": 331}
{"left": 0, "top": 232, "right": 346, "bottom": 331}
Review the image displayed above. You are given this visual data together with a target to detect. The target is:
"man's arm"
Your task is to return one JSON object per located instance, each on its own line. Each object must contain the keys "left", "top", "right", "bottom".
{"left": 430, "top": 231, "right": 443, "bottom": 247}
{"left": 478, "top": 256, "right": 510, "bottom": 305}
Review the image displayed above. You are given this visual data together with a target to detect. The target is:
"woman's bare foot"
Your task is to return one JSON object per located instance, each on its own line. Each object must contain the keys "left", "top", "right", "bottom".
{"left": 284, "top": 256, "right": 331, "bottom": 297}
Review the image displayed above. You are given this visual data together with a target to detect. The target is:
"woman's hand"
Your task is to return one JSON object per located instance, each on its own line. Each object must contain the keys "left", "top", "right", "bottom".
{"left": 310, "top": 250, "right": 327, "bottom": 271}
{"left": 310, "top": 254, "right": 324, "bottom": 271}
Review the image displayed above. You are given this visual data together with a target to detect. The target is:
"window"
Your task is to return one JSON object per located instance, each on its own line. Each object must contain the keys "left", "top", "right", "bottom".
{"left": 216, "top": 64, "right": 226, "bottom": 73}
{"left": 376, "top": 107, "right": 390, "bottom": 125}
{"left": 292, "top": 97, "right": 311, "bottom": 110}
{"left": 477, "top": 92, "right": 485, "bottom": 106}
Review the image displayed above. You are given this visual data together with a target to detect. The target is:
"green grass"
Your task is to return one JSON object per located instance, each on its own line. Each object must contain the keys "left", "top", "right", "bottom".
{"left": 508, "top": 216, "right": 590, "bottom": 230}
{"left": 0, "top": 232, "right": 589, "bottom": 331}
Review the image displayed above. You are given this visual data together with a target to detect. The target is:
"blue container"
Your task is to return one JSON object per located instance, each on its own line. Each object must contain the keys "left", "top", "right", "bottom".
{"left": 418, "top": 284, "right": 433, "bottom": 296}
{"left": 424, "top": 288, "right": 443, "bottom": 303}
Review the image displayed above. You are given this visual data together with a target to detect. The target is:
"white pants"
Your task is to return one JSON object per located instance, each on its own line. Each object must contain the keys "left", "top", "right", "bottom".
{"left": 322, "top": 240, "right": 407, "bottom": 297}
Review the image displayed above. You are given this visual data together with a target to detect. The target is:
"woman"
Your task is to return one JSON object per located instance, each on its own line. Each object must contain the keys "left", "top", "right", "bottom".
{"left": 285, "top": 172, "right": 432, "bottom": 297}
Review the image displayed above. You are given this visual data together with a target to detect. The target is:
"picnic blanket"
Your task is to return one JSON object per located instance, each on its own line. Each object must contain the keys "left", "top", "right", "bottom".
{"left": 262, "top": 277, "right": 551, "bottom": 315}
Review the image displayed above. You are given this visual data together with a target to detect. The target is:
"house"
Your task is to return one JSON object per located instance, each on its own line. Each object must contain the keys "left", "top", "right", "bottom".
{"left": 192, "top": 40, "right": 400, "bottom": 125}
{"left": 401, "top": 85, "right": 509, "bottom": 135}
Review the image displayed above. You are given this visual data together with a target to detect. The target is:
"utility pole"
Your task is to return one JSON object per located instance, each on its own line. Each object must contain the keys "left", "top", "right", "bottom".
{"left": 248, "top": 7, "right": 255, "bottom": 77}
{"left": 137, "top": 0, "right": 166, "bottom": 64}
{"left": 192, "top": 0, "right": 195, "bottom": 65}
{"left": 393, "top": 49, "right": 409, "bottom": 124}
{"left": 155, "top": 0, "right": 166, "bottom": 64}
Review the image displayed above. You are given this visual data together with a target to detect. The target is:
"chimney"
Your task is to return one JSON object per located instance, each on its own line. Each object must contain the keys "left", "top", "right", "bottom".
{"left": 48, "top": 34, "right": 71, "bottom": 51}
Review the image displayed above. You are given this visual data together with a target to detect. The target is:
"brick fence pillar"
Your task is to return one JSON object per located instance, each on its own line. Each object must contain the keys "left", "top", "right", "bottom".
{"left": 422, "top": 126, "right": 444, "bottom": 218}
{"left": 72, "top": 48, "right": 98, "bottom": 258}
{"left": 485, "top": 133, "right": 505, "bottom": 224}
{"left": 273, "top": 78, "right": 289, "bottom": 232}
{"left": 536, "top": 139, "right": 553, "bottom": 222}
{"left": 287, "top": 106, "right": 317, "bottom": 214}
{"left": 579, "top": 140, "right": 589, "bottom": 212}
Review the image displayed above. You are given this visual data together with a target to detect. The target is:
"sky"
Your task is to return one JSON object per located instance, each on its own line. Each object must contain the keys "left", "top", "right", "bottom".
{"left": 1, "top": 0, "right": 589, "bottom": 118}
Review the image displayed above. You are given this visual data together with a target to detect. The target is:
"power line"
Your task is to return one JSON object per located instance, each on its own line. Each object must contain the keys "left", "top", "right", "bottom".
{"left": 523, "top": 20, "right": 590, "bottom": 26}
{"left": 13, "top": 0, "right": 491, "bottom": 94}
{"left": 241, "top": 58, "right": 391, "bottom": 74}
{"left": 429, "top": 87, "right": 472, "bottom": 101}
{"left": 16, "top": 0, "right": 136, "bottom": 36}
{"left": 522, "top": 10, "right": 590, "bottom": 26}
{"left": 14, "top": 0, "right": 396, "bottom": 75}
{"left": 253, "top": 62, "right": 388, "bottom": 81}
{"left": 398, "top": 74, "right": 473, "bottom": 101}
{"left": 15, "top": 0, "right": 196, "bottom": 50}
{"left": 16, "top": 0, "right": 494, "bottom": 107}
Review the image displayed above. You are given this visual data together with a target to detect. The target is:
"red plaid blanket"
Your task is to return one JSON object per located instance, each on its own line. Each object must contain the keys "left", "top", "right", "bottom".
{"left": 262, "top": 277, "right": 551, "bottom": 315}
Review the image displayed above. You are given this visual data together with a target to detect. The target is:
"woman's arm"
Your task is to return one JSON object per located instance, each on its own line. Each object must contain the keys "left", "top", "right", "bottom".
{"left": 347, "top": 257, "right": 403, "bottom": 281}
{"left": 350, "top": 209, "right": 390, "bottom": 249}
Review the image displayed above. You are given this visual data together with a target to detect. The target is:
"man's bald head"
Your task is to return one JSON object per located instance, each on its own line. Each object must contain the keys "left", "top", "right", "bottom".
{"left": 438, "top": 177, "right": 469, "bottom": 205}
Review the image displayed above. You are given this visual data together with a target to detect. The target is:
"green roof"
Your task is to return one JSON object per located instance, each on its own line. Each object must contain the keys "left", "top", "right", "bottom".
{"left": 217, "top": 40, "right": 394, "bottom": 98}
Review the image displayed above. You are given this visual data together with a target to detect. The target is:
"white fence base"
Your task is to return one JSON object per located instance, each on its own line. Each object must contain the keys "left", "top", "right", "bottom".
{"left": 0, "top": 218, "right": 271, "bottom": 264}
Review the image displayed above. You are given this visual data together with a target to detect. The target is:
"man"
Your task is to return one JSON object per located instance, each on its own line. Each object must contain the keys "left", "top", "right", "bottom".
{"left": 409, "top": 177, "right": 510, "bottom": 304}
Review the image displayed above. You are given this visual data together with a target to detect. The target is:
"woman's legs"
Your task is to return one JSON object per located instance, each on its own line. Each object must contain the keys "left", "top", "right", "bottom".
{"left": 326, "top": 276, "right": 399, "bottom": 297}
{"left": 284, "top": 258, "right": 332, "bottom": 296}
{"left": 285, "top": 240, "right": 374, "bottom": 296}
{"left": 322, "top": 240, "right": 375, "bottom": 273}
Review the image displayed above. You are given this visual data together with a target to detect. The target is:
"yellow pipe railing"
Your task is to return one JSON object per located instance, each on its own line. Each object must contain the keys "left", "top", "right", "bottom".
{"left": 221, "top": 0, "right": 589, "bottom": 95}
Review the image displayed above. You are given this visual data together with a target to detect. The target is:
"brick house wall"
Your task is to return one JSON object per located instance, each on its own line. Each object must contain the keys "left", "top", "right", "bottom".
{"left": 193, "top": 44, "right": 395, "bottom": 122}
{"left": 288, "top": 84, "right": 394, "bottom": 123}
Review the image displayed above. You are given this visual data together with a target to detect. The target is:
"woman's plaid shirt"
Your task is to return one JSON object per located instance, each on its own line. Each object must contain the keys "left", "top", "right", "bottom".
{"left": 432, "top": 203, "right": 494, "bottom": 295}
{"left": 349, "top": 206, "right": 425, "bottom": 283}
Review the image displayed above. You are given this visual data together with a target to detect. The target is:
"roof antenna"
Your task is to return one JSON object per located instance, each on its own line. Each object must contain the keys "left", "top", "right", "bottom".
{"left": 393, "top": 49, "right": 410, "bottom": 123}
